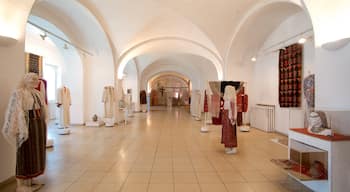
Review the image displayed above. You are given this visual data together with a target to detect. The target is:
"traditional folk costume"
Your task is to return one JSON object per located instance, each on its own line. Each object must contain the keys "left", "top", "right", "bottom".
{"left": 221, "top": 86, "right": 238, "bottom": 153}
{"left": 2, "top": 88, "right": 47, "bottom": 179}
{"left": 102, "top": 86, "right": 115, "bottom": 118}
{"left": 57, "top": 86, "right": 71, "bottom": 128}
{"left": 140, "top": 90, "right": 147, "bottom": 112}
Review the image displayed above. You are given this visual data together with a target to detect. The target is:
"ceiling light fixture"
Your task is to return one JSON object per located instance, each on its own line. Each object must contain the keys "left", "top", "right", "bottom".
{"left": 298, "top": 37, "right": 307, "bottom": 44}
{"left": 251, "top": 57, "right": 257, "bottom": 62}
{"left": 40, "top": 32, "right": 47, "bottom": 40}
{"left": 27, "top": 20, "right": 93, "bottom": 56}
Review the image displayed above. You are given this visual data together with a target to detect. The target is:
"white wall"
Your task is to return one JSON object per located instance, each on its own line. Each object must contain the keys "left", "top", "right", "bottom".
{"left": 0, "top": 0, "right": 35, "bottom": 183}
{"left": 0, "top": 43, "right": 25, "bottom": 183}
{"left": 60, "top": 49, "right": 84, "bottom": 124}
{"left": 251, "top": 12, "right": 314, "bottom": 134}
{"left": 84, "top": 52, "right": 115, "bottom": 120}
{"left": 123, "top": 60, "right": 140, "bottom": 112}
{"left": 25, "top": 20, "right": 84, "bottom": 124}
{"left": 315, "top": 43, "right": 350, "bottom": 110}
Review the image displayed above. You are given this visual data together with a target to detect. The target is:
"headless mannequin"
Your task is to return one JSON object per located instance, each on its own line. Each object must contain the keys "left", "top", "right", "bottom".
{"left": 19, "top": 74, "right": 45, "bottom": 192}
{"left": 222, "top": 86, "right": 238, "bottom": 154}
{"left": 2, "top": 73, "right": 46, "bottom": 192}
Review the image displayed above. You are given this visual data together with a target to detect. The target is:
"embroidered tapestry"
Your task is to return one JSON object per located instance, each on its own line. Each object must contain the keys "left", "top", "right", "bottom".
{"left": 279, "top": 43, "right": 302, "bottom": 107}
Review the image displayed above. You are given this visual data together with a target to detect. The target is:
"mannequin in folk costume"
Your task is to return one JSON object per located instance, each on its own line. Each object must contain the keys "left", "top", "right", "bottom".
{"left": 56, "top": 86, "right": 71, "bottom": 128}
{"left": 35, "top": 79, "right": 54, "bottom": 147}
{"left": 2, "top": 73, "right": 47, "bottom": 192}
{"left": 102, "top": 86, "right": 115, "bottom": 118}
{"left": 140, "top": 90, "right": 147, "bottom": 112}
{"left": 221, "top": 85, "right": 238, "bottom": 154}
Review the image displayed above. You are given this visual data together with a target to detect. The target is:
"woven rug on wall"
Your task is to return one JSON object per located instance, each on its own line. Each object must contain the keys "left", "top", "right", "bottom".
{"left": 279, "top": 43, "right": 303, "bottom": 108}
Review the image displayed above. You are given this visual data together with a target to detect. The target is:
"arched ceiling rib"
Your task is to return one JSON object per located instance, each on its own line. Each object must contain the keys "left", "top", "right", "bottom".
{"left": 31, "top": 0, "right": 112, "bottom": 55}
{"left": 117, "top": 38, "right": 223, "bottom": 80}
{"left": 226, "top": 2, "right": 305, "bottom": 68}
{"left": 139, "top": 54, "right": 218, "bottom": 90}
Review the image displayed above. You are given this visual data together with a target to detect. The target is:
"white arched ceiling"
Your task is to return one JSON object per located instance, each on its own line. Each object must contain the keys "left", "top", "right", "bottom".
{"left": 302, "top": 0, "right": 350, "bottom": 47}
{"left": 117, "top": 38, "right": 223, "bottom": 80}
{"left": 149, "top": 74, "right": 189, "bottom": 91}
{"left": 139, "top": 54, "right": 218, "bottom": 91}
{"left": 226, "top": 1, "right": 305, "bottom": 75}
{"left": 78, "top": 0, "right": 263, "bottom": 56}
{"left": 31, "top": 0, "right": 112, "bottom": 55}
{"left": 123, "top": 13, "right": 220, "bottom": 59}
{"left": 30, "top": 0, "right": 115, "bottom": 121}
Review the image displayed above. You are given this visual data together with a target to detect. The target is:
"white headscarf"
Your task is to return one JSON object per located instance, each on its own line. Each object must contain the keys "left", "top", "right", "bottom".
{"left": 2, "top": 73, "right": 39, "bottom": 148}
{"left": 223, "top": 86, "right": 237, "bottom": 121}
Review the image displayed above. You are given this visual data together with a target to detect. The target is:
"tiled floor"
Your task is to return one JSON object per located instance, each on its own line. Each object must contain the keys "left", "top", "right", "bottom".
{"left": 1, "top": 106, "right": 312, "bottom": 192}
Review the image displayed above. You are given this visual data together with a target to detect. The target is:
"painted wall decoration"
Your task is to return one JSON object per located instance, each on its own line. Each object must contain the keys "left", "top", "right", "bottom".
{"left": 278, "top": 43, "right": 303, "bottom": 108}
{"left": 303, "top": 74, "right": 315, "bottom": 109}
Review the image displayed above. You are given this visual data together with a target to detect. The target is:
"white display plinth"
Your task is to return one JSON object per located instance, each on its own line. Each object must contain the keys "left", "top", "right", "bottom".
{"left": 201, "top": 112, "right": 209, "bottom": 132}
{"left": 103, "top": 118, "right": 115, "bottom": 127}
{"left": 58, "top": 128, "right": 70, "bottom": 135}
{"left": 46, "top": 139, "right": 54, "bottom": 148}
{"left": 85, "top": 121, "right": 104, "bottom": 127}
{"left": 239, "top": 125, "right": 250, "bottom": 132}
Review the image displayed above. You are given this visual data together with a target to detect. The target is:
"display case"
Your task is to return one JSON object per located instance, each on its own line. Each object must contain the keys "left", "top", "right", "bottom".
{"left": 287, "top": 128, "right": 350, "bottom": 192}
{"left": 288, "top": 139, "right": 328, "bottom": 181}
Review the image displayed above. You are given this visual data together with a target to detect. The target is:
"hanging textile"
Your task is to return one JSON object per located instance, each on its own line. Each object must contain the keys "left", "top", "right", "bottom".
{"left": 303, "top": 74, "right": 315, "bottom": 109}
{"left": 102, "top": 86, "right": 115, "bottom": 118}
{"left": 220, "top": 81, "right": 242, "bottom": 95}
{"left": 57, "top": 86, "right": 71, "bottom": 128}
{"left": 140, "top": 90, "right": 147, "bottom": 104}
{"left": 203, "top": 90, "right": 208, "bottom": 112}
{"left": 36, "top": 79, "right": 47, "bottom": 105}
{"left": 211, "top": 93, "right": 220, "bottom": 118}
{"left": 279, "top": 43, "right": 302, "bottom": 107}
{"left": 209, "top": 81, "right": 221, "bottom": 96}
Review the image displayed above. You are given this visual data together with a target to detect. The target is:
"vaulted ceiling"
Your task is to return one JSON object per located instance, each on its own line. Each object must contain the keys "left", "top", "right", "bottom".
{"left": 30, "top": 0, "right": 307, "bottom": 80}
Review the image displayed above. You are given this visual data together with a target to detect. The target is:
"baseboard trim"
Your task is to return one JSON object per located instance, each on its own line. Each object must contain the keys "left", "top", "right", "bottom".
{"left": 0, "top": 176, "right": 15, "bottom": 187}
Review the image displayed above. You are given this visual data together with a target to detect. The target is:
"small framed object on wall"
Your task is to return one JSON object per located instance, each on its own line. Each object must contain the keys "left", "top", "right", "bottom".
{"left": 25, "top": 52, "right": 43, "bottom": 77}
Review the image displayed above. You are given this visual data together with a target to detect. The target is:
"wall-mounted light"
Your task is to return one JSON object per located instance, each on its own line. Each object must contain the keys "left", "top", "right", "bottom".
{"left": 251, "top": 57, "right": 257, "bottom": 62}
{"left": 298, "top": 37, "right": 307, "bottom": 44}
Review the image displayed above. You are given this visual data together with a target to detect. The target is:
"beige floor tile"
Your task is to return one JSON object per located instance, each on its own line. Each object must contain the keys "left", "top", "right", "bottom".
{"left": 93, "top": 183, "right": 122, "bottom": 192}
{"left": 100, "top": 174, "right": 127, "bottom": 184}
{"left": 248, "top": 182, "right": 284, "bottom": 192}
{"left": 76, "top": 171, "right": 107, "bottom": 182}
{"left": 65, "top": 181, "right": 99, "bottom": 192}
{"left": 218, "top": 172, "right": 246, "bottom": 183}
{"left": 148, "top": 184, "right": 174, "bottom": 192}
{"left": 174, "top": 172, "right": 198, "bottom": 184}
{"left": 174, "top": 184, "right": 201, "bottom": 192}
{"left": 120, "top": 183, "right": 148, "bottom": 192}
{"left": 225, "top": 182, "right": 254, "bottom": 192}
{"left": 199, "top": 183, "right": 228, "bottom": 192}
{"left": 173, "top": 164, "right": 194, "bottom": 172}
{"left": 240, "top": 171, "right": 268, "bottom": 182}
{"left": 150, "top": 172, "right": 174, "bottom": 184}
{"left": 196, "top": 172, "right": 223, "bottom": 184}
{"left": 0, "top": 108, "right": 296, "bottom": 192}
{"left": 39, "top": 182, "right": 72, "bottom": 192}
{"left": 124, "top": 172, "right": 151, "bottom": 184}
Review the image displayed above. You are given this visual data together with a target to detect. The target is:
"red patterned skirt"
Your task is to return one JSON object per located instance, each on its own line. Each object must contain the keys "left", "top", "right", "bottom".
{"left": 221, "top": 110, "right": 237, "bottom": 148}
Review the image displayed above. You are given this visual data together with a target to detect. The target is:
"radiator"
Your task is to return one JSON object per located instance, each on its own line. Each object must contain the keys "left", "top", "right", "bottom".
{"left": 250, "top": 104, "right": 275, "bottom": 132}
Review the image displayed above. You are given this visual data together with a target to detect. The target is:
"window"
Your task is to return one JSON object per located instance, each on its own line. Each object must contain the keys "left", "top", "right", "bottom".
{"left": 43, "top": 64, "right": 57, "bottom": 101}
